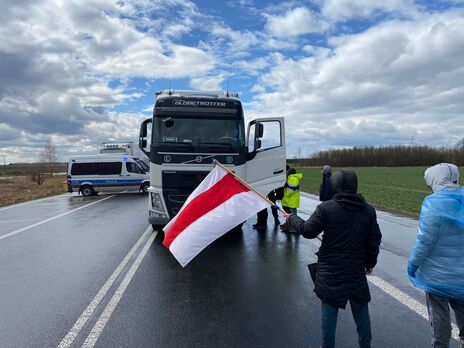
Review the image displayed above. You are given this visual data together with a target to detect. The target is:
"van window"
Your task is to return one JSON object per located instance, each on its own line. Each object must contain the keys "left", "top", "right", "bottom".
{"left": 99, "top": 162, "right": 122, "bottom": 175}
{"left": 71, "top": 162, "right": 122, "bottom": 175}
{"left": 71, "top": 163, "right": 99, "bottom": 175}
{"left": 126, "top": 162, "right": 144, "bottom": 174}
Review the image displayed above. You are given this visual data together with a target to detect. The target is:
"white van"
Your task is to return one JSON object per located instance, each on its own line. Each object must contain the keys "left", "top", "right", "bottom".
{"left": 67, "top": 155, "right": 150, "bottom": 196}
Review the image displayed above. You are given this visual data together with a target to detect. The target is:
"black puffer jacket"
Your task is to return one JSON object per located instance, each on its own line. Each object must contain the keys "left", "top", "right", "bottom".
{"left": 319, "top": 174, "right": 332, "bottom": 202}
{"left": 289, "top": 169, "right": 382, "bottom": 309}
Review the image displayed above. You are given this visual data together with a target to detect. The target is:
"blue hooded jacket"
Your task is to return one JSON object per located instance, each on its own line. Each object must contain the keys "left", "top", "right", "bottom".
{"left": 408, "top": 163, "right": 464, "bottom": 300}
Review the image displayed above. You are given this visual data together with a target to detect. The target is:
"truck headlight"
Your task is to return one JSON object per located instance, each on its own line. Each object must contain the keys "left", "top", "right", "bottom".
{"left": 151, "top": 192, "right": 166, "bottom": 213}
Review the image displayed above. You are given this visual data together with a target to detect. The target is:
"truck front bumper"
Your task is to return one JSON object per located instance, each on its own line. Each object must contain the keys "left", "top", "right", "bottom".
{"left": 148, "top": 212, "right": 170, "bottom": 227}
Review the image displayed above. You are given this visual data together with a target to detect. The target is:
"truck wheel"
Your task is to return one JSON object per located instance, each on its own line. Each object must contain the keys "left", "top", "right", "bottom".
{"left": 141, "top": 183, "right": 149, "bottom": 194}
{"left": 81, "top": 185, "right": 95, "bottom": 197}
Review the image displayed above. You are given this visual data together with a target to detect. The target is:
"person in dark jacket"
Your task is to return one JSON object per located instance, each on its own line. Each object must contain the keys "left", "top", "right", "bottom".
{"left": 253, "top": 187, "right": 284, "bottom": 229}
{"left": 253, "top": 165, "right": 289, "bottom": 230}
{"left": 285, "top": 169, "right": 382, "bottom": 348}
{"left": 319, "top": 165, "right": 332, "bottom": 201}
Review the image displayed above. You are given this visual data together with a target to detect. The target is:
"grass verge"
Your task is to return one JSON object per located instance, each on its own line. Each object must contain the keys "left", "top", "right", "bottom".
{"left": 294, "top": 166, "right": 444, "bottom": 216}
{"left": 0, "top": 175, "right": 67, "bottom": 208}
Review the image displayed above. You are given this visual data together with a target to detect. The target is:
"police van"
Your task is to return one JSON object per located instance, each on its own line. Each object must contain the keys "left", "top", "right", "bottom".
{"left": 67, "top": 155, "right": 150, "bottom": 196}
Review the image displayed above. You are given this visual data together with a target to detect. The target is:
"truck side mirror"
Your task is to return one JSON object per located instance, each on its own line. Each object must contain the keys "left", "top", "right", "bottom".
{"left": 139, "top": 118, "right": 152, "bottom": 157}
{"left": 255, "top": 139, "right": 262, "bottom": 151}
{"left": 257, "top": 123, "right": 264, "bottom": 138}
{"left": 141, "top": 124, "right": 148, "bottom": 137}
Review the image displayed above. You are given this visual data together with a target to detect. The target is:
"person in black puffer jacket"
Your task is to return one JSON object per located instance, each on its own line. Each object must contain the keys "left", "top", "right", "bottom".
{"left": 286, "top": 169, "right": 382, "bottom": 348}
{"left": 319, "top": 165, "right": 332, "bottom": 202}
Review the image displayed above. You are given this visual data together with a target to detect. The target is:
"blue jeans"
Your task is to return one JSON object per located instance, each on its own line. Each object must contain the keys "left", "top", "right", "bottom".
{"left": 322, "top": 301, "right": 372, "bottom": 348}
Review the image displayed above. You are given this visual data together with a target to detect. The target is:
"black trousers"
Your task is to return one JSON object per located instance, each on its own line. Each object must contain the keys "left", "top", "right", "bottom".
{"left": 256, "top": 188, "right": 284, "bottom": 225}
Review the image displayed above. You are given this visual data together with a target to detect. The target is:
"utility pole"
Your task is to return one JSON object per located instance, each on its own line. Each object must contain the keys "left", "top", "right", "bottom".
{"left": 411, "top": 136, "right": 414, "bottom": 146}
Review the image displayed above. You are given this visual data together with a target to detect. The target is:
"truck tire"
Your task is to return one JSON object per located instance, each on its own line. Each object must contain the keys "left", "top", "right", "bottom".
{"left": 81, "top": 185, "right": 95, "bottom": 197}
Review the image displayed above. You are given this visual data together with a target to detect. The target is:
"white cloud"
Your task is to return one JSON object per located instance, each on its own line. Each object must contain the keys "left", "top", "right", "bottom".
{"left": 190, "top": 74, "right": 226, "bottom": 91}
{"left": 321, "top": 0, "right": 418, "bottom": 22}
{"left": 95, "top": 39, "right": 216, "bottom": 78}
{"left": 210, "top": 24, "right": 259, "bottom": 52}
{"left": 265, "top": 6, "right": 327, "bottom": 37}
{"left": 0, "top": 0, "right": 219, "bottom": 161}
{"left": 232, "top": 57, "right": 273, "bottom": 76}
{"left": 250, "top": 12, "right": 464, "bottom": 156}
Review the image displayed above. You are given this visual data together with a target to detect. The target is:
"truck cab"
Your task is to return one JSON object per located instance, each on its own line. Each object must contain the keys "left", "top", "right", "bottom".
{"left": 139, "top": 90, "right": 286, "bottom": 228}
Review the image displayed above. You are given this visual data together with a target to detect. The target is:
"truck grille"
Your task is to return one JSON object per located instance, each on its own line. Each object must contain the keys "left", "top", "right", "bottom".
{"left": 162, "top": 170, "right": 209, "bottom": 217}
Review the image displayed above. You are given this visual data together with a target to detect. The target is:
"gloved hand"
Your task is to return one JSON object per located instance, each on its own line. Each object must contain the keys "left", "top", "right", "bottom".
{"left": 407, "top": 262, "right": 418, "bottom": 277}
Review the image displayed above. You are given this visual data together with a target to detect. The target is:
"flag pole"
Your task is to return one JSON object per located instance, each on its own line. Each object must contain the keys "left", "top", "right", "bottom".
{"left": 212, "top": 160, "right": 287, "bottom": 214}
{"left": 213, "top": 160, "right": 322, "bottom": 239}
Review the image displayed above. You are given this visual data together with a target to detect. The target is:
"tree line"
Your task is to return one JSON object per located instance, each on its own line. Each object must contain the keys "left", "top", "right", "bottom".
{"left": 291, "top": 145, "right": 464, "bottom": 167}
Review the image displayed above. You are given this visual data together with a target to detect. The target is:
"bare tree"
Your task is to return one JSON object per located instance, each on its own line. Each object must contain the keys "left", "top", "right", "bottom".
{"left": 40, "top": 141, "right": 59, "bottom": 177}
{"left": 456, "top": 138, "right": 464, "bottom": 150}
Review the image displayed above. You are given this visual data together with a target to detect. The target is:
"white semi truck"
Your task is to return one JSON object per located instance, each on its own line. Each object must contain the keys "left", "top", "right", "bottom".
{"left": 139, "top": 90, "right": 286, "bottom": 229}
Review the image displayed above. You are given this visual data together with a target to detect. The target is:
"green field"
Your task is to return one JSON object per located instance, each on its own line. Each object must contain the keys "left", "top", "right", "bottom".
{"left": 294, "top": 166, "right": 458, "bottom": 216}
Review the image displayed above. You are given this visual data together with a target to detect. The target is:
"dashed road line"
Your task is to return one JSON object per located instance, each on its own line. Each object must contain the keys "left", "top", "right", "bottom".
{"left": 81, "top": 230, "right": 157, "bottom": 348}
{"left": 368, "top": 276, "right": 459, "bottom": 341}
{"left": 57, "top": 225, "right": 152, "bottom": 348}
{"left": 0, "top": 195, "right": 115, "bottom": 241}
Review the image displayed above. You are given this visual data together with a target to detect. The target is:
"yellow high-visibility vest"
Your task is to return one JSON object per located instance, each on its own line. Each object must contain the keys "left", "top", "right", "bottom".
{"left": 282, "top": 173, "right": 303, "bottom": 208}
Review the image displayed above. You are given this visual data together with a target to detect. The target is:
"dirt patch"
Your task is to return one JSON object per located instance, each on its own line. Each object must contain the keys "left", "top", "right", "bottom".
{"left": 0, "top": 175, "right": 67, "bottom": 208}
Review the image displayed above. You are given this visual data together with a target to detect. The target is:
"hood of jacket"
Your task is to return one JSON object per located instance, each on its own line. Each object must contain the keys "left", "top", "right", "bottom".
{"left": 424, "top": 163, "right": 460, "bottom": 193}
{"left": 330, "top": 169, "right": 357, "bottom": 195}
{"left": 330, "top": 169, "right": 366, "bottom": 210}
{"left": 333, "top": 193, "right": 367, "bottom": 211}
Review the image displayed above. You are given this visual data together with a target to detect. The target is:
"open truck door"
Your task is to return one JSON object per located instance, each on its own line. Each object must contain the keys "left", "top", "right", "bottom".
{"left": 246, "top": 117, "right": 286, "bottom": 195}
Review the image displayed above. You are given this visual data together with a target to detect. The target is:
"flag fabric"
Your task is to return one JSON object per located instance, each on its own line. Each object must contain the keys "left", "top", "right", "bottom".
{"left": 162, "top": 164, "right": 271, "bottom": 267}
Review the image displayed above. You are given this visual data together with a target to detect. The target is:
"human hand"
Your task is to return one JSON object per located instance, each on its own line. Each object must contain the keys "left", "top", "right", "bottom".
{"left": 407, "top": 262, "right": 418, "bottom": 277}
{"left": 283, "top": 212, "right": 292, "bottom": 221}
{"left": 366, "top": 268, "right": 374, "bottom": 275}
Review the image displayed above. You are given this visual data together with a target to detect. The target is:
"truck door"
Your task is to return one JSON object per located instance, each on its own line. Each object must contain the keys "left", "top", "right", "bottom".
{"left": 246, "top": 117, "right": 286, "bottom": 195}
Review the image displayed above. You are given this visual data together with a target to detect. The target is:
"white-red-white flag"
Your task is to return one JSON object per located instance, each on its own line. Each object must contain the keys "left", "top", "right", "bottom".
{"left": 162, "top": 164, "right": 271, "bottom": 267}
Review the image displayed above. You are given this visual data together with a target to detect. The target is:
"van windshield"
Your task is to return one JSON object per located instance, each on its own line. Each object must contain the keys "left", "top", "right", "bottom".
{"left": 135, "top": 159, "right": 149, "bottom": 172}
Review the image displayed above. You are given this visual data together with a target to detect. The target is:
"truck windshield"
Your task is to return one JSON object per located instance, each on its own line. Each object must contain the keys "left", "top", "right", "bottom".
{"left": 152, "top": 117, "right": 245, "bottom": 151}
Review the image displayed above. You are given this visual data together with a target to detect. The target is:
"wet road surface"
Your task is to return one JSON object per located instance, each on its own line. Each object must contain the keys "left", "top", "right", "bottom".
{"left": 0, "top": 192, "right": 460, "bottom": 347}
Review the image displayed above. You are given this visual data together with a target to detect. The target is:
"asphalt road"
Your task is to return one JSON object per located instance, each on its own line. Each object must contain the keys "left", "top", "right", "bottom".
{"left": 0, "top": 192, "right": 460, "bottom": 347}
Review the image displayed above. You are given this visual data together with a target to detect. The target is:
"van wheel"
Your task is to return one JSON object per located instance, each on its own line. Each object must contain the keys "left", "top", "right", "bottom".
{"left": 141, "top": 183, "right": 149, "bottom": 194}
{"left": 81, "top": 185, "right": 95, "bottom": 197}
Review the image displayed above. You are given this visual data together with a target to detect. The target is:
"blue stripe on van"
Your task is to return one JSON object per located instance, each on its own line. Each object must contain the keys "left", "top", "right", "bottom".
{"left": 71, "top": 179, "right": 144, "bottom": 185}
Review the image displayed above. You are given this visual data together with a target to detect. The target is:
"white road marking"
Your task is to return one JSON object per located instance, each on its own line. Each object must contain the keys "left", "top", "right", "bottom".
{"left": 368, "top": 276, "right": 459, "bottom": 341}
{"left": 57, "top": 226, "right": 152, "bottom": 348}
{"left": 0, "top": 195, "right": 115, "bottom": 241}
{"left": 0, "top": 193, "right": 68, "bottom": 211}
{"left": 81, "top": 230, "right": 157, "bottom": 348}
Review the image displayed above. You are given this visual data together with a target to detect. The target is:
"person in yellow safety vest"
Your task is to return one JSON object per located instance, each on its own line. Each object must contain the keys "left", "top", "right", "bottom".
{"left": 280, "top": 168, "right": 303, "bottom": 232}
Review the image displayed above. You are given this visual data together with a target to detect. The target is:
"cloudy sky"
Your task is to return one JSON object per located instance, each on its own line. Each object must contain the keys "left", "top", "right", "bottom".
{"left": 1, "top": 0, "right": 463, "bottom": 162}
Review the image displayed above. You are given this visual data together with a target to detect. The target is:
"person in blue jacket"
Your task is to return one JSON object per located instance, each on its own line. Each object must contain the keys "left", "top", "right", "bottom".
{"left": 408, "top": 163, "right": 464, "bottom": 348}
